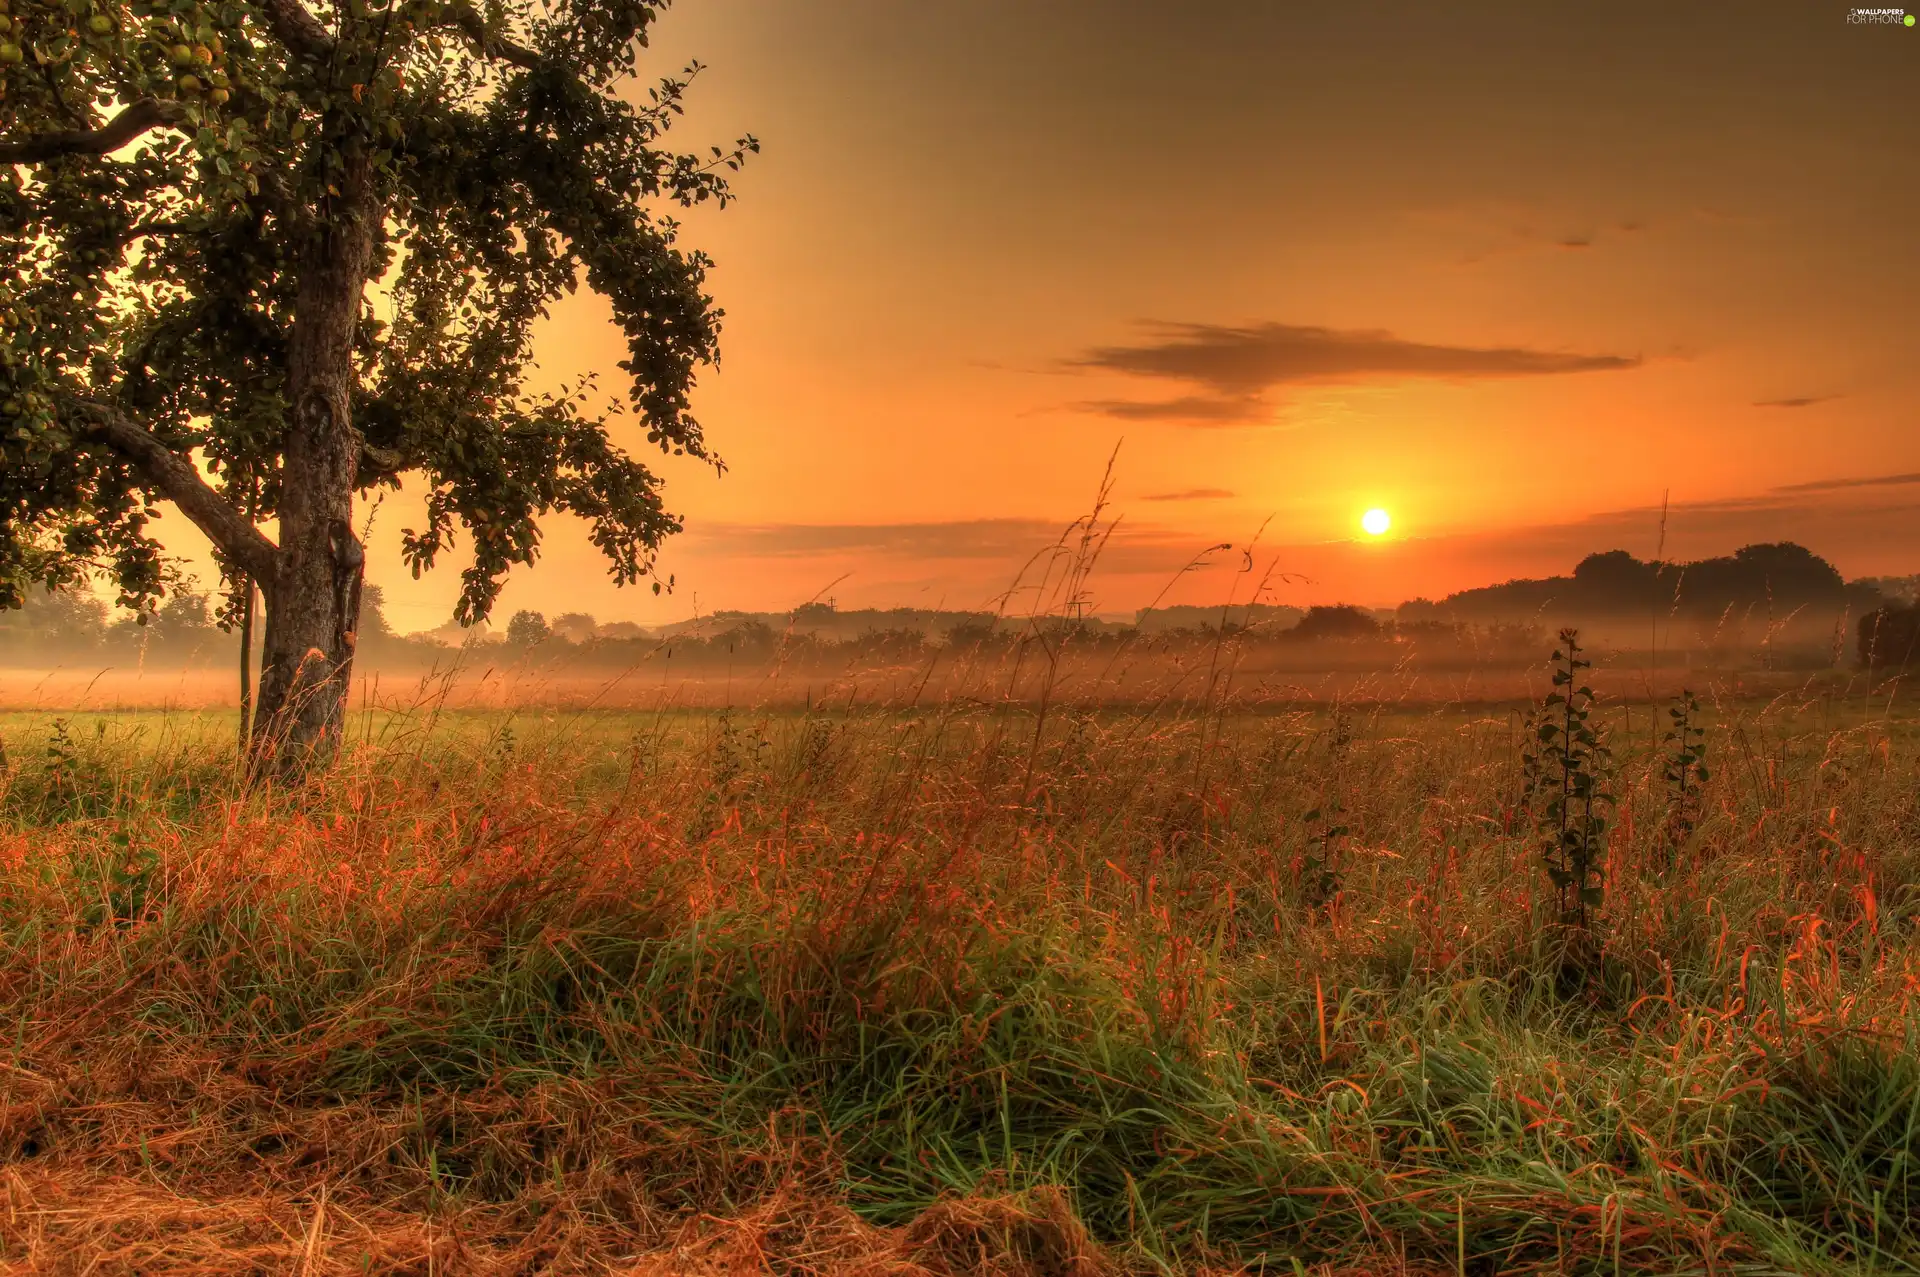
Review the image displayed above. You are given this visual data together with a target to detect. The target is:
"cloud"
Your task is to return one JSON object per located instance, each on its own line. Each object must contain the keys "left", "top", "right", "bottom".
{"left": 1073, "top": 395, "right": 1268, "bottom": 425}
{"left": 1402, "top": 202, "right": 1652, "bottom": 267}
{"left": 1068, "top": 322, "right": 1640, "bottom": 422}
{"left": 687, "top": 518, "right": 1069, "bottom": 560}
{"left": 1754, "top": 395, "right": 1842, "bottom": 409}
{"left": 1141, "top": 488, "right": 1236, "bottom": 502}
{"left": 669, "top": 516, "right": 1296, "bottom": 609}
{"left": 1771, "top": 471, "right": 1920, "bottom": 494}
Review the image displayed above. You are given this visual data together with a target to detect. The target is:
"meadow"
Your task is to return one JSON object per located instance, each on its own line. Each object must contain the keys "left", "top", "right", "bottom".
{"left": 0, "top": 652, "right": 1916, "bottom": 1274}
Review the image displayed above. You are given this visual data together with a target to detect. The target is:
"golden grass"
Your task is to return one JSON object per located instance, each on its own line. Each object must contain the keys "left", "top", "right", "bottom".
{"left": 0, "top": 665, "right": 1916, "bottom": 1272}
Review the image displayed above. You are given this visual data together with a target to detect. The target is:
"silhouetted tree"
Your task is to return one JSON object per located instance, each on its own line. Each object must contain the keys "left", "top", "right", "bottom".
{"left": 1572, "top": 550, "right": 1660, "bottom": 610}
{"left": 357, "top": 583, "right": 394, "bottom": 640}
{"left": 505, "top": 609, "right": 551, "bottom": 647}
{"left": 0, "top": 587, "right": 109, "bottom": 654}
{"left": 151, "top": 589, "right": 215, "bottom": 642}
{"left": 550, "top": 612, "right": 599, "bottom": 644}
{"left": 1430, "top": 543, "right": 1853, "bottom": 626}
{"left": 1859, "top": 606, "right": 1920, "bottom": 670}
{"left": 1678, "top": 543, "right": 1845, "bottom": 615}
{"left": 1291, "top": 605, "right": 1383, "bottom": 641}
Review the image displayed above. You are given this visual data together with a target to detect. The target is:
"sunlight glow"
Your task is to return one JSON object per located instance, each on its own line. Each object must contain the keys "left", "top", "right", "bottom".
{"left": 1361, "top": 508, "right": 1392, "bottom": 537}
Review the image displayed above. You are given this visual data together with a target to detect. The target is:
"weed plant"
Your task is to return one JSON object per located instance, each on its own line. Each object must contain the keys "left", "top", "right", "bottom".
{"left": 1660, "top": 688, "right": 1710, "bottom": 865}
{"left": 1524, "top": 630, "right": 1615, "bottom": 931}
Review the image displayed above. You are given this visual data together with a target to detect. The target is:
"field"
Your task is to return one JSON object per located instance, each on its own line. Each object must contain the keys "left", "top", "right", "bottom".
{"left": 0, "top": 658, "right": 1917, "bottom": 1274}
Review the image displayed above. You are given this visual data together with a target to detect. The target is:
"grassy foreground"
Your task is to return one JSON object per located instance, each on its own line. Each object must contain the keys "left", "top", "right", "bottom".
{"left": 0, "top": 692, "right": 1916, "bottom": 1274}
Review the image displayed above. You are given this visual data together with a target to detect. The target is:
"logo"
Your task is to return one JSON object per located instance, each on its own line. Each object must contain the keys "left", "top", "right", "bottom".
{"left": 1846, "top": 7, "right": 1914, "bottom": 22}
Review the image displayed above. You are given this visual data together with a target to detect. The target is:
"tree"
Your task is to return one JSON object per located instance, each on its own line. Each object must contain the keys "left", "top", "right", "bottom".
{"left": 357, "top": 581, "right": 393, "bottom": 639}
{"left": 150, "top": 586, "right": 214, "bottom": 642}
{"left": 0, "top": 584, "right": 109, "bottom": 652}
{"left": 1290, "top": 604, "right": 1382, "bottom": 642}
{"left": 549, "top": 610, "right": 596, "bottom": 643}
{"left": 1570, "top": 549, "right": 1659, "bottom": 611}
{"left": 0, "top": 0, "right": 755, "bottom": 773}
{"left": 1859, "top": 605, "right": 1920, "bottom": 670}
{"left": 504, "top": 608, "right": 549, "bottom": 646}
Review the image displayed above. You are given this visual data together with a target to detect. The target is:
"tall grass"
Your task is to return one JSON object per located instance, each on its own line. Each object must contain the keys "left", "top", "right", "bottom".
{"left": 0, "top": 678, "right": 1914, "bottom": 1273}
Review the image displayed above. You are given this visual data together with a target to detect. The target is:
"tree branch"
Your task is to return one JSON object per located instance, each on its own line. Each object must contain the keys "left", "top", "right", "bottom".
{"left": 0, "top": 98, "right": 189, "bottom": 165}
{"left": 445, "top": 1, "right": 540, "bottom": 69}
{"left": 357, "top": 441, "right": 411, "bottom": 485}
{"left": 66, "top": 397, "right": 283, "bottom": 585}
{"left": 259, "top": 0, "right": 335, "bottom": 62}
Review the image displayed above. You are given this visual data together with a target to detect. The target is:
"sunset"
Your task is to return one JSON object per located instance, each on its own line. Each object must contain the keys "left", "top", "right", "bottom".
{"left": 397, "top": 0, "right": 1920, "bottom": 629}
{"left": 3, "top": 2, "right": 1919, "bottom": 1272}
{"left": 44, "top": 0, "right": 1913, "bottom": 633}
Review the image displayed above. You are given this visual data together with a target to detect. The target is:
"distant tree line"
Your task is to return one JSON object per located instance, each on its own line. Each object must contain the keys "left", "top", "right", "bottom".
{"left": 2, "top": 540, "right": 1910, "bottom": 671}
{"left": 1397, "top": 543, "right": 1879, "bottom": 627}
{"left": 0, "top": 583, "right": 401, "bottom": 667}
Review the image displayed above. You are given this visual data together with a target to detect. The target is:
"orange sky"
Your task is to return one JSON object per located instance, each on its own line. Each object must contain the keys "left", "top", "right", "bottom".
{"left": 161, "top": 2, "right": 1920, "bottom": 631}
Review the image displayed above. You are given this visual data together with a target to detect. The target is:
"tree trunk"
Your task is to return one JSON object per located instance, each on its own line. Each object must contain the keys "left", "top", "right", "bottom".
{"left": 250, "top": 155, "right": 375, "bottom": 777}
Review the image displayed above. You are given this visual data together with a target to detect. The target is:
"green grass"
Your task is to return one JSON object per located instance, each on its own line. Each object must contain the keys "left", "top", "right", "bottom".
{"left": 0, "top": 690, "right": 1916, "bottom": 1272}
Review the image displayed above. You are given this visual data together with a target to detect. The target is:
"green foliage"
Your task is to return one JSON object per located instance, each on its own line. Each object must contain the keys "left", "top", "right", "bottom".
{"left": 1298, "top": 802, "right": 1348, "bottom": 909}
{"left": 35, "top": 714, "right": 115, "bottom": 819}
{"left": 1659, "top": 688, "right": 1709, "bottom": 864}
{"left": 788, "top": 713, "right": 841, "bottom": 792}
{"left": 707, "top": 708, "right": 767, "bottom": 796}
{"left": 0, "top": 0, "right": 754, "bottom": 620}
{"left": 74, "top": 829, "right": 161, "bottom": 929}
{"left": 42, "top": 715, "right": 79, "bottom": 805}
{"left": 685, "top": 707, "right": 768, "bottom": 841}
{"left": 1523, "top": 628, "right": 1614, "bottom": 928}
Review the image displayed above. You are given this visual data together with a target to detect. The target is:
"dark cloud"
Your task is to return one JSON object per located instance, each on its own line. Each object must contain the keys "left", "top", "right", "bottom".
{"left": 1141, "top": 488, "right": 1236, "bottom": 502}
{"left": 1074, "top": 394, "right": 1267, "bottom": 425}
{"left": 1407, "top": 205, "right": 1651, "bottom": 267}
{"left": 1069, "top": 322, "right": 1641, "bottom": 407}
{"left": 1754, "top": 395, "right": 1842, "bottom": 409}
{"left": 686, "top": 517, "right": 1213, "bottom": 573}
{"left": 689, "top": 518, "right": 1067, "bottom": 560}
{"left": 1771, "top": 471, "right": 1920, "bottom": 494}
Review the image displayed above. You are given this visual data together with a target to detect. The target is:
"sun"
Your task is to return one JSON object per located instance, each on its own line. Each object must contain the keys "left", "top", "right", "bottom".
{"left": 1361, "top": 508, "right": 1392, "bottom": 537}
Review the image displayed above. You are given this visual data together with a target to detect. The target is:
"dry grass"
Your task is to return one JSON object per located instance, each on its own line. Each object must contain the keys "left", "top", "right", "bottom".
{"left": 0, "top": 662, "right": 1916, "bottom": 1273}
{"left": 0, "top": 1169, "right": 1122, "bottom": 1275}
